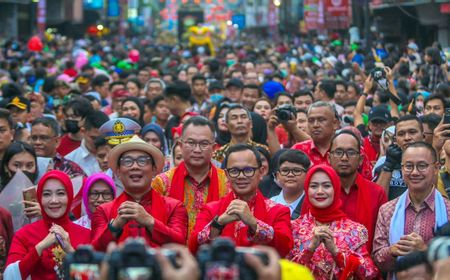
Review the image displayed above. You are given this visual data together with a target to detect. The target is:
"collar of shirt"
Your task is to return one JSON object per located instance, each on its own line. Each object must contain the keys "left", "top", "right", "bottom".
{"left": 184, "top": 164, "right": 213, "bottom": 189}
{"left": 309, "top": 140, "right": 330, "bottom": 158}
{"left": 272, "top": 191, "right": 304, "bottom": 212}
{"left": 79, "top": 139, "right": 91, "bottom": 159}
{"left": 406, "top": 188, "right": 435, "bottom": 212}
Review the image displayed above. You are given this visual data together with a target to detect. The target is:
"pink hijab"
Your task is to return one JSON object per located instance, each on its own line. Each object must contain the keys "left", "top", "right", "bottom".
{"left": 81, "top": 173, "right": 116, "bottom": 218}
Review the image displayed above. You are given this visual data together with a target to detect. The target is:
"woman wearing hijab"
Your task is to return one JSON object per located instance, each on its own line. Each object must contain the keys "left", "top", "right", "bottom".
{"left": 288, "top": 165, "right": 378, "bottom": 280}
{"left": 75, "top": 173, "right": 116, "bottom": 229}
{"left": 5, "top": 170, "right": 90, "bottom": 279}
{"left": 141, "top": 123, "right": 170, "bottom": 171}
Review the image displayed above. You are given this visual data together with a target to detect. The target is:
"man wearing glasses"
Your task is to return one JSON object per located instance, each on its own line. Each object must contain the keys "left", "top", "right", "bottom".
{"left": 152, "top": 116, "right": 229, "bottom": 239}
{"left": 189, "top": 144, "right": 293, "bottom": 257}
{"left": 31, "top": 117, "right": 87, "bottom": 180}
{"left": 328, "top": 130, "right": 387, "bottom": 252}
{"left": 270, "top": 150, "right": 311, "bottom": 220}
{"left": 91, "top": 135, "right": 187, "bottom": 251}
{"left": 373, "top": 142, "right": 450, "bottom": 279}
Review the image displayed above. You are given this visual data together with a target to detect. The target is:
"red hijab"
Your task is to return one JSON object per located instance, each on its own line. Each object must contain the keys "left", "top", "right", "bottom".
{"left": 300, "top": 164, "right": 347, "bottom": 223}
{"left": 37, "top": 170, "right": 74, "bottom": 227}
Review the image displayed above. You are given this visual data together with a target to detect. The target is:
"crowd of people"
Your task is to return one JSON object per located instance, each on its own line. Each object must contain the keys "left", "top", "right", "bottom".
{"left": 0, "top": 33, "right": 450, "bottom": 279}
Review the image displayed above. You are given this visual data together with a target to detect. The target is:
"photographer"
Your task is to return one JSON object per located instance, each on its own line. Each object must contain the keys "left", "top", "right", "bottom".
{"left": 266, "top": 105, "right": 311, "bottom": 155}
{"left": 353, "top": 68, "right": 398, "bottom": 165}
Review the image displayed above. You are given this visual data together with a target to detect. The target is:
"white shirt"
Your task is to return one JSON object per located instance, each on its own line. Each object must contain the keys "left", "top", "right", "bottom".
{"left": 66, "top": 139, "right": 101, "bottom": 176}
{"left": 270, "top": 191, "right": 304, "bottom": 215}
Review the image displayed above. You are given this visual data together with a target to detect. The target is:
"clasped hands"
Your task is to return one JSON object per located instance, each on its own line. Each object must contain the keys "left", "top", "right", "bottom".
{"left": 36, "top": 223, "right": 74, "bottom": 256}
{"left": 309, "top": 226, "right": 338, "bottom": 256}
{"left": 113, "top": 201, "right": 155, "bottom": 230}
{"left": 390, "top": 232, "right": 427, "bottom": 257}
{"left": 218, "top": 199, "right": 257, "bottom": 230}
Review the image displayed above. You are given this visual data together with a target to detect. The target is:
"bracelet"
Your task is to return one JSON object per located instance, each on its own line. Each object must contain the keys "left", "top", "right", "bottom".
{"left": 362, "top": 92, "right": 369, "bottom": 97}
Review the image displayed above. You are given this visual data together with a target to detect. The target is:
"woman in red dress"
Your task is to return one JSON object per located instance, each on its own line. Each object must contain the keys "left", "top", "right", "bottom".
{"left": 5, "top": 170, "right": 90, "bottom": 279}
{"left": 287, "top": 164, "right": 379, "bottom": 280}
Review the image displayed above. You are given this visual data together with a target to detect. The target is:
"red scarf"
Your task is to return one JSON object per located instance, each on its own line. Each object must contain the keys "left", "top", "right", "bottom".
{"left": 300, "top": 165, "right": 347, "bottom": 223}
{"left": 169, "top": 162, "right": 220, "bottom": 203}
{"left": 217, "top": 191, "right": 268, "bottom": 245}
{"left": 110, "top": 189, "right": 168, "bottom": 245}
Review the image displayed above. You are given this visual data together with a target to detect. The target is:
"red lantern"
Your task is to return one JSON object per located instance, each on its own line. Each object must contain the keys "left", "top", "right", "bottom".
{"left": 27, "top": 36, "right": 43, "bottom": 52}
{"left": 87, "top": 25, "right": 98, "bottom": 35}
{"left": 128, "top": 49, "right": 140, "bottom": 63}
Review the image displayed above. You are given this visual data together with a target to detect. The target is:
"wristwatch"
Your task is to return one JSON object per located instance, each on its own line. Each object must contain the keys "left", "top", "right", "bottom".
{"left": 362, "top": 92, "right": 369, "bottom": 97}
{"left": 108, "top": 219, "right": 123, "bottom": 234}
{"left": 211, "top": 215, "right": 225, "bottom": 232}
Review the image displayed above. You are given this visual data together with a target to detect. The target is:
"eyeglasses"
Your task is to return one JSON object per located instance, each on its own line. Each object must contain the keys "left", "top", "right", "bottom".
{"left": 401, "top": 162, "right": 434, "bottom": 173}
{"left": 330, "top": 149, "right": 360, "bottom": 158}
{"left": 31, "top": 135, "right": 54, "bottom": 142}
{"left": 182, "top": 139, "right": 213, "bottom": 150}
{"left": 226, "top": 167, "right": 259, "bottom": 178}
{"left": 88, "top": 192, "right": 114, "bottom": 200}
{"left": 278, "top": 168, "right": 306, "bottom": 176}
{"left": 120, "top": 156, "right": 153, "bottom": 167}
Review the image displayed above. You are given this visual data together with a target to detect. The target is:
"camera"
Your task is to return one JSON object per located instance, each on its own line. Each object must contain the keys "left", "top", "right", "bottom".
{"left": 370, "top": 67, "right": 389, "bottom": 91}
{"left": 64, "top": 245, "right": 105, "bottom": 280}
{"left": 109, "top": 238, "right": 178, "bottom": 280}
{"left": 274, "top": 104, "right": 297, "bottom": 122}
{"left": 197, "top": 238, "right": 268, "bottom": 280}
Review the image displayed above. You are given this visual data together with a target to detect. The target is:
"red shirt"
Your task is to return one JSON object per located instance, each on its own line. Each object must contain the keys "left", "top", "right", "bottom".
{"left": 6, "top": 220, "right": 90, "bottom": 279}
{"left": 189, "top": 191, "right": 293, "bottom": 257}
{"left": 275, "top": 126, "right": 289, "bottom": 147}
{"left": 91, "top": 193, "right": 188, "bottom": 251}
{"left": 363, "top": 136, "right": 379, "bottom": 165}
{"left": 56, "top": 134, "right": 81, "bottom": 157}
{"left": 292, "top": 140, "right": 329, "bottom": 165}
{"left": 0, "top": 207, "right": 13, "bottom": 274}
{"left": 340, "top": 174, "right": 387, "bottom": 252}
{"left": 292, "top": 140, "right": 374, "bottom": 180}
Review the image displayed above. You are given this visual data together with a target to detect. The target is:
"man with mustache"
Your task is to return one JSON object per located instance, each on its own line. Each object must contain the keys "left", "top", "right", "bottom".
{"left": 292, "top": 101, "right": 340, "bottom": 165}
{"left": 213, "top": 104, "right": 268, "bottom": 163}
{"left": 329, "top": 130, "right": 387, "bottom": 252}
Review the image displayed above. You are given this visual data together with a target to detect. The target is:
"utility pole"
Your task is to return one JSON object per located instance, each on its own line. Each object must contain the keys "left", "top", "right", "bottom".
{"left": 364, "top": 0, "right": 371, "bottom": 52}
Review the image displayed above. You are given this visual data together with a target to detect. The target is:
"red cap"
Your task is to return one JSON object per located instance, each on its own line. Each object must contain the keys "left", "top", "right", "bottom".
{"left": 112, "top": 89, "right": 131, "bottom": 99}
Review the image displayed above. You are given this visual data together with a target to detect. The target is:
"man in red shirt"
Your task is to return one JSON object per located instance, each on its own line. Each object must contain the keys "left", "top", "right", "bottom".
{"left": 189, "top": 144, "right": 293, "bottom": 257}
{"left": 292, "top": 101, "right": 340, "bottom": 165}
{"left": 57, "top": 97, "right": 93, "bottom": 156}
{"left": 91, "top": 135, "right": 187, "bottom": 251}
{"left": 361, "top": 106, "right": 392, "bottom": 165}
{"left": 328, "top": 130, "right": 387, "bottom": 252}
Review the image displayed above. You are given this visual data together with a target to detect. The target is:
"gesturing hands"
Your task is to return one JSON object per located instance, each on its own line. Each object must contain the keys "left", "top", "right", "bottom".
{"left": 309, "top": 226, "right": 338, "bottom": 256}
{"left": 391, "top": 233, "right": 427, "bottom": 257}
{"left": 114, "top": 201, "right": 155, "bottom": 229}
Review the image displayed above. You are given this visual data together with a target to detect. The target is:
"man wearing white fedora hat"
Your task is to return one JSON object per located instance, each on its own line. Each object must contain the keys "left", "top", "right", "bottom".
{"left": 91, "top": 135, "right": 188, "bottom": 251}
